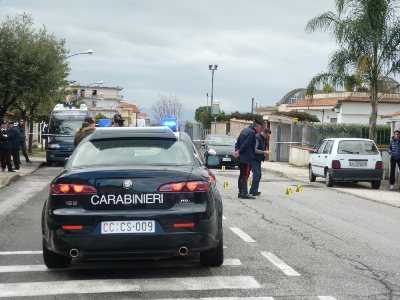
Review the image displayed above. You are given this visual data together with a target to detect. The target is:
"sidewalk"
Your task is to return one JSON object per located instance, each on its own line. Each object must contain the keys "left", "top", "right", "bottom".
{"left": 0, "top": 157, "right": 45, "bottom": 189}
{"left": 262, "top": 161, "right": 400, "bottom": 208}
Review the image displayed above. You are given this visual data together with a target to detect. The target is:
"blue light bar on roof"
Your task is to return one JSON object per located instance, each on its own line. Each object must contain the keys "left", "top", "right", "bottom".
{"left": 161, "top": 117, "right": 178, "bottom": 132}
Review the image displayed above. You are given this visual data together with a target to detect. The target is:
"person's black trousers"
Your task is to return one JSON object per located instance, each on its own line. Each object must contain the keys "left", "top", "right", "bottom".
{"left": 11, "top": 148, "right": 20, "bottom": 170}
{"left": 20, "top": 142, "right": 30, "bottom": 162}
{"left": 0, "top": 149, "right": 13, "bottom": 171}
{"left": 389, "top": 157, "right": 400, "bottom": 185}
{"left": 238, "top": 162, "right": 251, "bottom": 195}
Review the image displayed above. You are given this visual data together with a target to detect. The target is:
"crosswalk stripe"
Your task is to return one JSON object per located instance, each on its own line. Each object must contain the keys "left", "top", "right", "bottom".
{"left": 319, "top": 297, "right": 337, "bottom": 300}
{"left": 260, "top": 251, "right": 300, "bottom": 277}
{"left": 0, "top": 276, "right": 261, "bottom": 297}
{"left": 154, "top": 297, "right": 274, "bottom": 300}
{"left": 0, "top": 265, "right": 47, "bottom": 273}
{"left": 0, "top": 258, "right": 242, "bottom": 273}
{"left": 222, "top": 259, "right": 242, "bottom": 266}
{"left": 0, "top": 251, "right": 42, "bottom": 256}
{"left": 230, "top": 227, "right": 256, "bottom": 243}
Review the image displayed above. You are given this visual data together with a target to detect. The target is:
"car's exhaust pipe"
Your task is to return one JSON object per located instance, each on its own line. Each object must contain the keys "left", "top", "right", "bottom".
{"left": 69, "top": 248, "right": 80, "bottom": 258}
{"left": 178, "top": 246, "right": 189, "bottom": 257}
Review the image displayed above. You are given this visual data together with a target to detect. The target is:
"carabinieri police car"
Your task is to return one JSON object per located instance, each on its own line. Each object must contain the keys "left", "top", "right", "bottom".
{"left": 41, "top": 127, "right": 223, "bottom": 268}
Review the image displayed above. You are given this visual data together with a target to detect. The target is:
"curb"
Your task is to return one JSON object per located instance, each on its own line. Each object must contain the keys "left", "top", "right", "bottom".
{"left": 264, "top": 166, "right": 400, "bottom": 208}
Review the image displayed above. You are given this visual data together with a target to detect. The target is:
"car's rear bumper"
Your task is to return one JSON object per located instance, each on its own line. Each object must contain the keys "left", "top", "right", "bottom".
{"left": 44, "top": 213, "right": 220, "bottom": 259}
{"left": 330, "top": 169, "right": 383, "bottom": 181}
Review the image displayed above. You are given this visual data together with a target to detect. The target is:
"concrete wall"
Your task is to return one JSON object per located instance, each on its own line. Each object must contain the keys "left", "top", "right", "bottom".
{"left": 211, "top": 122, "right": 228, "bottom": 135}
{"left": 230, "top": 119, "right": 252, "bottom": 139}
{"left": 289, "top": 146, "right": 312, "bottom": 167}
{"left": 339, "top": 102, "right": 400, "bottom": 125}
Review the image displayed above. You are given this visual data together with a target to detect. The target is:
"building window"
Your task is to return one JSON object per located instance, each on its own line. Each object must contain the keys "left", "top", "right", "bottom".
{"left": 80, "top": 89, "right": 85, "bottom": 98}
{"left": 330, "top": 118, "right": 337, "bottom": 123}
{"left": 92, "top": 90, "right": 97, "bottom": 96}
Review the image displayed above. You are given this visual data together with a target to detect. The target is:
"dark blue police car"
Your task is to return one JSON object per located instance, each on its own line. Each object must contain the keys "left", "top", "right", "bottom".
{"left": 41, "top": 127, "right": 223, "bottom": 268}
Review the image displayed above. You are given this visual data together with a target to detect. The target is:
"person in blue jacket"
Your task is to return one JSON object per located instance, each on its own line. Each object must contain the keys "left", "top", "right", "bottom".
{"left": 234, "top": 119, "right": 264, "bottom": 199}
{"left": 389, "top": 130, "right": 400, "bottom": 190}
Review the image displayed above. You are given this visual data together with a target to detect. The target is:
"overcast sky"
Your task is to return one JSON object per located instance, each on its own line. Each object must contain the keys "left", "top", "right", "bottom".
{"left": 1, "top": 0, "right": 336, "bottom": 120}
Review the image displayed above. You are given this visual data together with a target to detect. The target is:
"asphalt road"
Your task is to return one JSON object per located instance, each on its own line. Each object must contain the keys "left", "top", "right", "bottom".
{"left": 0, "top": 166, "right": 399, "bottom": 299}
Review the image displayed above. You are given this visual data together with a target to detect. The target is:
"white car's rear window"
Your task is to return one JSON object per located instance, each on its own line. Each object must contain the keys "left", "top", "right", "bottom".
{"left": 337, "top": 140, "right": 379, "bottom": 155}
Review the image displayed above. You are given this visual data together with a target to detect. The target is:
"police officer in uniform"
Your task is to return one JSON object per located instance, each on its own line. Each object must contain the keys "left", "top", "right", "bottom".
{"left": 7, "top": 121, "right": 22, "bottom": 170}
{"left": 0, "top": 120, "right": 14, "bottom": 172}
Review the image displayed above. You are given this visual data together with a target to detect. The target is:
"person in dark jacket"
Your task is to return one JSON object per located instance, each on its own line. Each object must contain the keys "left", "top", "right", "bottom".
{"left": 7, "top": 122, "right": 21, "bottom": 170}
{"left": 234, "top": 119, "right": 264, "bottom": 199}
{"left": 389, "top": 130, "right": 400, "bottom": 190}
{"left": 18, "top": 120, "right": 31, "bottom": 163}
{"left": 74, "top": 117, "right": 96, "bottom": 146}
{"left": 249, "top": 128, "right": 271, "bottom": 196}
{"left": 0, "top": 121, "right": 14, "bottom": 172}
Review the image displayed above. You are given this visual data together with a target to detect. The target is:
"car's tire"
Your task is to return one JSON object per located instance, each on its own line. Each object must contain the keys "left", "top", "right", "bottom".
{"left": 200, "top": 228, "right": 224, "bottom": 267}
{"left": 42, "top": 240, "right": 71, "bottom": 269}
{"left": 309, "top": 166, "right": 316, "bottom": 182}
{"left": 371, "top": 180, "right": 381, "bottom": 190}
{"left": 325, "top": 169, "right": 334, "bottom": 187}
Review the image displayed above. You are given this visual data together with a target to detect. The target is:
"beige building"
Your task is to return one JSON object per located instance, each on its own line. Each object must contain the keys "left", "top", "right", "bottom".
{"left": 65, "top": 83, "right": 140, "bottom": 126}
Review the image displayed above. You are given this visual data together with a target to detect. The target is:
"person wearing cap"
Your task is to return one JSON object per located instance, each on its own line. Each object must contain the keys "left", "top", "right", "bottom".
{"left": 0, "top": 121, "right": 14, "bottom": 172}
{"left": 234, "top": 119, "right": 264, "bottom": 199}
{"left": 249, "top": 128, "right": 271, "bottom": 196}
{"left": 7, "top": 121, "right": 22, "bottom": 170}
{"left": 18, "top": 120, "right": 31, "bottom": 163}
{"left": 389, "top": 129, "right": 400, "bottom": 190}
{"left": 74, "top": 117, "right": 96, "bottom": 146}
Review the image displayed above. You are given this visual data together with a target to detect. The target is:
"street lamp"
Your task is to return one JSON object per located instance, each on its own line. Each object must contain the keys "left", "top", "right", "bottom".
{"left": 208, "top": 64, "right": 218, "bottom": 114}
{"left": 66, "top": 49, "right": 94, "bottom": 59}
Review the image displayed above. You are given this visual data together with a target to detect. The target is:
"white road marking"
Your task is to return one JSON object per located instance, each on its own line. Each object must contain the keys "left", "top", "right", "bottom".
{"left": 222, "top": 259, "right": 242, "bottom": 266}
{"left": 0, "top": 251, "right": 42, "bottom": 256}
{"left": 0, "top": 276, "right": 261, "bottom": 297}
{"left": 0, "top": 265, "right": 47, "bottom": 273}
{"left": 154, "top": 297, "right": 274, "bottom": 300}
{"left": 230, "top": 227, "right": 256, "bottom": 243}
{"left": 319, "top": 297, "right": 337, "bottom": 300}
{"left": 261, "top": 251, "right": 300, "bottom": 276}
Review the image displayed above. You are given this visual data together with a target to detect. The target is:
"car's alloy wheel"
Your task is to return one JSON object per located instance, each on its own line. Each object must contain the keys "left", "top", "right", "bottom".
{"left": 42, "top": 239, "right": 71, "bottom": 269}
{"left": 309, "top": 166, "right": 316, "bottom": 182}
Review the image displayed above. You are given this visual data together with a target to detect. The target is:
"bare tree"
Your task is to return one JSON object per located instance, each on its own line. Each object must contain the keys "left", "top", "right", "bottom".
{"left": 151, "top": 95, "right": 183, "bottom": 124}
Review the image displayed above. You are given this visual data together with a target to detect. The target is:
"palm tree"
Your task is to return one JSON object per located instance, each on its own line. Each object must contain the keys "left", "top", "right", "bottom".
{"left": 306, "top": 0, "right": 400, "bottom": 140}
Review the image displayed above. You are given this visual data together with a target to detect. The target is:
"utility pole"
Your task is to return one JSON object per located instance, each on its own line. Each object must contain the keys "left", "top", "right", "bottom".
{"left": 251, "top": 97, "right": 255, "bottom": 114}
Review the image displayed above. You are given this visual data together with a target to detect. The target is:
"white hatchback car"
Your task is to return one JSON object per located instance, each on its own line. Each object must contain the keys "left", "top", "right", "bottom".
{"left": 309, "top": 138, "right": 384, "bottom": 189}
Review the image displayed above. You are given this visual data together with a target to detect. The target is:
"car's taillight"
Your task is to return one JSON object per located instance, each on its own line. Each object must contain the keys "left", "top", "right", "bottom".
{"left": 158, "top": 181, "right": 210, "bottom": 192}
{"left": 375, "top": 161, "right": 384, "bottom": 170}
{"left": 332, "top": 160, "right": 341, "bottom": 169}
{"left": 50, "top": 184, "right": 97, "bottom": 195}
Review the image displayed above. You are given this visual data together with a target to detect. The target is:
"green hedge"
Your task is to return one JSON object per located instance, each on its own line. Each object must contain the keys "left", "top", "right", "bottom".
{"left": 308, "top": 124, "right": 391, "bottom": 146}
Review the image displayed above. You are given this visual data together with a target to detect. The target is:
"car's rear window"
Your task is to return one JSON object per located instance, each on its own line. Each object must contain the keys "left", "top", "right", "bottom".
{"left": 71, "top": 138, "right": 194, "bottom": 168}
{"left": 337, "top": 140, "right": 379, "bottom": 155}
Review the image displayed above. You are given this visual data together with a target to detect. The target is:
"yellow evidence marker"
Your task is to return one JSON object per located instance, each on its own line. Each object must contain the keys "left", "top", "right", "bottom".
{"left": 285, "top": 187, "right": 293, "bottom": 196}
{"left": 223, "top": 181, "right": 230, "bottom": 190}
{"left": 221, "top": 165, "right": 226, "bottom": 172}
{"left": 295, "top": 185, "right": 304, "bottom": 192}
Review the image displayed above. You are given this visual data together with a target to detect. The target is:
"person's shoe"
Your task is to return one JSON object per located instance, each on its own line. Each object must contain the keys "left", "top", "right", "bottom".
{"left": 15, "top": 167, "right": 20, "bottom": 170}
{"left": 390, "top": 185, "right": 395, "bottom": 190}
{"left": 251, "top": 192, "right": 261, "bottom": 196}
{"left": 239, "top": 194, "right": 256, "bottom": 199}
{"left": 26, "top": 160, "right": 32, "bottom": 163}
{"left": 8, "top": 170, "right": 16, "bottom": 172}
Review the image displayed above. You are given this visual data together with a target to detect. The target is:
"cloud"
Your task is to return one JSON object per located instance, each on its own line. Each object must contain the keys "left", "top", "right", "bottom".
{"left": 0, "top": 0, "right": 336, "bottom": 120}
